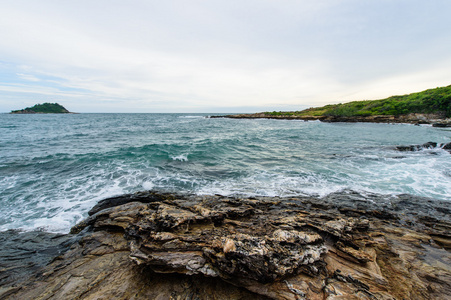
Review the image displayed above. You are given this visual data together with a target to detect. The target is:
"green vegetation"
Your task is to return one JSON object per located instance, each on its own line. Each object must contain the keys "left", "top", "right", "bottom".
{"left": 265, "top": 85, "right": 451, "bottom": 118}
{"left": 11, "top": 103, "right": 70, "bottom": 114}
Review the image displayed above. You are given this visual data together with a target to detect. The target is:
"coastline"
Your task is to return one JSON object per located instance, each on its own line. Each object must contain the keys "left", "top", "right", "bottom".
{"left": 2, "top": 190, "right": 450, "bottom": 299}
{"left": 211, "top": 113, "right": 451, "bottom": 126}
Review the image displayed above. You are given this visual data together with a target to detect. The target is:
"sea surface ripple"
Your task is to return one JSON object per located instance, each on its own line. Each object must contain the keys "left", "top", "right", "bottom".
{"left": 1, "top": 113, "right": 450, "bottom": 232}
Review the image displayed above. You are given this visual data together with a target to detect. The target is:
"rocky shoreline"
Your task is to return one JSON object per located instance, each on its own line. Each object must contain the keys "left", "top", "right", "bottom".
{"left": 1, "top": 191, "right": 450, "bottom": 299}
{"left": 211, "top": 113, "right": 451, "bottom": 127}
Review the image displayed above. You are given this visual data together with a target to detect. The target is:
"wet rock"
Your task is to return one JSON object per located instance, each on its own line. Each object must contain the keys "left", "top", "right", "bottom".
{"left": 2, "top": 191, "right": 451, "bottom": 299}
{"left": 396, "top": 141, "right": 437, "bottom": 152}
{"left": 88, "top": 190, "right": 176, "bottom": 215}
{"left": 0, "top": 230, "right": 83, "bottom": 299}
{"left": 395, "top": 141, "right": 451, "bottom": 153}
{"left": 432, "top": 122, "right": 451, "bottom": 127}
{"left": 442, "top": 142, "right": 451, "bottom": 151}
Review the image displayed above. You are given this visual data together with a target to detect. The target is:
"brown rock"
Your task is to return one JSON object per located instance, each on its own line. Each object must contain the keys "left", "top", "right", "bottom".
{"left": 2, "top": 191, "right": 450, "bottom": 299}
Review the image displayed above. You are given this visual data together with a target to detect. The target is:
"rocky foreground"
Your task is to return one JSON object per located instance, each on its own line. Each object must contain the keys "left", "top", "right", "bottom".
{"left": 1, "top": 191, "right": 450, "bottom": 299}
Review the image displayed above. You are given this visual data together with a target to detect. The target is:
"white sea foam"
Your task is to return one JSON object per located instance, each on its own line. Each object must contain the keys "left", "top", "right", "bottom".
{"left": 142, "top": 181, "right": 155, "bottom": 190}
{"left": 197, "top": 171, "right": 348, "bottom": 198}
{"left": 3, "top": 148, "right": 450, "bottom": 233}
{"left": 171, "top": 154, "right": 189, "bottom": 161}
{"left": 178, "top": 115, "right": 205, "bottom": 119}
{"left": 0, "top": 163, "right": 158, "bottom": 233}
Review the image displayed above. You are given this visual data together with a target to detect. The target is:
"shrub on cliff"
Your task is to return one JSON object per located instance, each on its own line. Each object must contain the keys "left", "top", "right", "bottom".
{"left": 265, "top": 85, "right": 451, "bottom": 118}
{"left": 323, "top": 85, "right": 451, "bottom": 117}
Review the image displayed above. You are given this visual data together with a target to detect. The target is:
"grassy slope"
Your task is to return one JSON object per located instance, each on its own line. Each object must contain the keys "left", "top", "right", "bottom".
{"left": 266, "top": 85, "right": 451, "bottom": 118}
{"left": 11, "top": 103, "right": 70, "bottom": 113}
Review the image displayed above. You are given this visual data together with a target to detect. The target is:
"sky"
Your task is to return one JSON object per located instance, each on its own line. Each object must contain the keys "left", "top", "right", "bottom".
{"left": 1, "top": 0, "right": 451, "bottom": 113}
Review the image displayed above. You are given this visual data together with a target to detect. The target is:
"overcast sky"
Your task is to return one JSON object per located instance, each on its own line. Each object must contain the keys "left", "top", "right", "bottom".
{"left": 1, "top": 0, "right": 450, "bottom": 113}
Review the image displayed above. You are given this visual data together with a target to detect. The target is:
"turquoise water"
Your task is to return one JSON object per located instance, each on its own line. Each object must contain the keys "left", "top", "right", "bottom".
{"left": 1, "top": 113, "right": 450, "bottom": 232}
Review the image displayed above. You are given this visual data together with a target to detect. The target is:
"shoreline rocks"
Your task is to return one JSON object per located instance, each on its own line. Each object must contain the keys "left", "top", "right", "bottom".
{"left": 212, "top": 113, "right": 451, "bottom": 126}
{"left": 1, "top": 191, "right": 450, "bottom": 299}
{"left": 396, "top": 141, "right": 451, "bottom": 153}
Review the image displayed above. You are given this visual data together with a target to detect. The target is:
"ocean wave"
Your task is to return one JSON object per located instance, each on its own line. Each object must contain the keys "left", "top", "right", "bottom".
{"left": 171, "top": 154, "right": 189, "bottom": 161}
{"left": 1, "top": 114, "right": 450, "bottom": 233}
{"left": 178, "top": 115, "right": 206, "bottom": 119}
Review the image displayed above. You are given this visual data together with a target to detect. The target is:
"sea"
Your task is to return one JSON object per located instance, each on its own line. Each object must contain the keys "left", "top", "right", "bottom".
{"left": 1, "top": 113, "right": 450, "bottom": 233}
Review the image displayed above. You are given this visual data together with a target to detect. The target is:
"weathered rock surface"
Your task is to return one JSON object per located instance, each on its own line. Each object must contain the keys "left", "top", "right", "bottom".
{"left": 2, "top": 191, "right": 451, "bottom": 299}
{"left": 0, "top": 230, "right": 80, "bottom": 298}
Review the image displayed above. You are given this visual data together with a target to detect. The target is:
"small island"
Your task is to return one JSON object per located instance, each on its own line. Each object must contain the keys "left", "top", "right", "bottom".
{"left": 10, "top": 102, "right": 71, "bottom": 114}
{"left": 215, "top": 85, "right": 451, "bottom": 126}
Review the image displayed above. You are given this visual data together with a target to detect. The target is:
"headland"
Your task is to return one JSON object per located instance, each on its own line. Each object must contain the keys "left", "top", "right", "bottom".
{"left": 213, "top": 85, "right": 451, "bottom": 126}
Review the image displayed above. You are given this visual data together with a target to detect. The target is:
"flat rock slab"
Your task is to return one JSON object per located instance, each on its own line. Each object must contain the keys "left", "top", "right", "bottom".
{"left": 2, "top": 191, "right": 450, "bottom": 299}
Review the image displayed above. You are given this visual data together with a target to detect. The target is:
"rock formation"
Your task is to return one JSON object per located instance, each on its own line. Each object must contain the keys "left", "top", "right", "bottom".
{"left": 211, "top": 113, "right": 451, "bottom": 126}
{"left": 396, "top": 141, "right": 451, "bottom": 153}
{"left": 1, "top": 191, "right": 450, "bottom": 299}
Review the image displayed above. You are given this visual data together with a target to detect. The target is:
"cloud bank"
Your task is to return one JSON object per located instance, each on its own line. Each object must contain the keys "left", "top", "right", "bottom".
{"left": 1, "top": 0, "right": 450, "bottom": 112}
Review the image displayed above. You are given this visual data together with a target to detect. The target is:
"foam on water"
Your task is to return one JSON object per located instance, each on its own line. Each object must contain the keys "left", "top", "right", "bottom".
{"left": 196, "top": 171, "right": 345, "bottom": 198}
{"left": 178, "top": 115, "right": 205, "bottom": 119}
{"left": 1, "top": 114, "right": 450, "bottom": 233}
{"left": 171, "top": 154, "right": 189, "bottom": 162}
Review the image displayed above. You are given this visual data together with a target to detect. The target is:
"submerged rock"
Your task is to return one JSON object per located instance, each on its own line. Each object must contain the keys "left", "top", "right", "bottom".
{"left": 2, "top": 191, "right": 450, "bottom": 299}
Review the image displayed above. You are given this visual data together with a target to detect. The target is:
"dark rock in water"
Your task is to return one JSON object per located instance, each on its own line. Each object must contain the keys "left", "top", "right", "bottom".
{"left": 396, "top": 145, "right": 417, "bottom": 151}
{"left": 442, "top": 142, "right": 451, "bottom": 151}
{"left": 432, "top": 123, "right": 451, "bottom": 127}
{"left": 2, "top": 191, "right": 451, "bottom": 299}
{"left": 422, "top": 141, "right": 438, "bottom": 148}
{"left": 395, "top": 141, "right": 451, "bottom": 153}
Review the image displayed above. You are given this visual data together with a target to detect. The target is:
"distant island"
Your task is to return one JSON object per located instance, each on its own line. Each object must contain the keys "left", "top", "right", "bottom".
{"left": 215, "top": 85, "right": 451, "bottom": 126}
{"left": 10, "top": 103, "right": 71, "bottom": 114}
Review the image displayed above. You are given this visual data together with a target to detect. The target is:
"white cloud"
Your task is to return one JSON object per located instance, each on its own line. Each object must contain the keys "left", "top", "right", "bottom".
{"left": 16, "top": 73, "right": 40, "bottom": 82}
{"left": 0, "top": 0, "right": 450, "bottom": 112}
